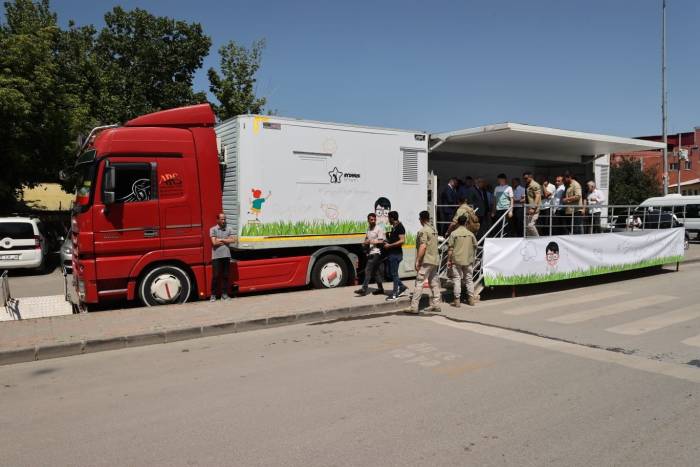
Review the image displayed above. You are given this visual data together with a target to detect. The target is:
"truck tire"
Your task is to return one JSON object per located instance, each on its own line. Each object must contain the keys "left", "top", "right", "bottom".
{"left": 310, "top": 254, "right": 350, "bottom": 289}
{"left": 138, "top": 265, "right": 192, "bottom": 307}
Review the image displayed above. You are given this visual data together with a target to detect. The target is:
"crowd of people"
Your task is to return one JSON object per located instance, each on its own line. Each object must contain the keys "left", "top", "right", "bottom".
{"left": 439, "top": 171, "right": 606, "bottom": 238}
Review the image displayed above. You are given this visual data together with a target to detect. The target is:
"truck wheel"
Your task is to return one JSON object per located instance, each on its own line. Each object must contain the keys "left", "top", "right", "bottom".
{"left": 138, "top": 265, "right": 192, "bottom": 306}
{"left": 310, "top": 254, "right": 349, "bottom": 289}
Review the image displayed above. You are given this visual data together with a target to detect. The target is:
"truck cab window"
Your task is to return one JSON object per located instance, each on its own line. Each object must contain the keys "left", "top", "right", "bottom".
{"left": 110, "top": 163, "right": 156, "bottom": 203}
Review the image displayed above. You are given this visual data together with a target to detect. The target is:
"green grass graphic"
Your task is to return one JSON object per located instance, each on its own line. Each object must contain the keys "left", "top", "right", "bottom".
{"left": 240, "top": 220, "right": 417, "bottom": 246}
{"left": 484, "top": 255, "right": 684, "bottom": 286}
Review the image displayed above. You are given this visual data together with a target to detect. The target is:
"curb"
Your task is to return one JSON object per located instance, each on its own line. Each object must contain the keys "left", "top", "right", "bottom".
{"left": 0, "top": 298, "right": 410, "bottom": 366}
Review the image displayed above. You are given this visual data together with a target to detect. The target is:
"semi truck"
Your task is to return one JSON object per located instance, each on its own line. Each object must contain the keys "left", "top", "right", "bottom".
{"left": 70, "top": 104, "right": 428, "bottom": 308}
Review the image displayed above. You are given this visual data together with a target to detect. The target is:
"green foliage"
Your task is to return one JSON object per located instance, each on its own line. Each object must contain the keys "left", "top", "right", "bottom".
{"left": 484, "top": 255, "right": 683, "bottom": 286}
{"left": 94, "top": 6, "right": 212, "bottom": 123}
{"left": 241, "top": 220, "right": 366, "bottom": 237}
{"left": 208, "top": 39, "right": 267, "bottom": 120}
{"left": 609, "top": 157, "right": 662, "bottom": 205}
{"left": 0, "top": 0, "right": 91, "bottom": 208}
{"left": 0, "top": 1, "right": 216, "bottom": 210}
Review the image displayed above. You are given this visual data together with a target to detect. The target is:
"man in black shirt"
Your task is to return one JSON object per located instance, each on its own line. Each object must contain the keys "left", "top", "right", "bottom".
{"left": 383, "top": 211, "right": 408, "bottom": 301}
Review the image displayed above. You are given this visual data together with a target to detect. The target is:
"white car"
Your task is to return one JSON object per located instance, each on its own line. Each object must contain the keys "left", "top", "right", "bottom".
{"left": 0, "top": 217, "right": 49, "bottom": 272}
{"left": 640, "top": 194, "right": 700, "bottom": 235}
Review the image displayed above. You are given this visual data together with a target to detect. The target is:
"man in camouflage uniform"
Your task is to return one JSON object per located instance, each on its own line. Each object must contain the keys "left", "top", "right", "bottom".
{"left": 447, "top": 197, "right": 479, "bottom": 236}
{"left": 408, "top": 211, "right": 442, "bottom": 314}
{"left": 448, "top": 215, "right": 478, "bottom": 307}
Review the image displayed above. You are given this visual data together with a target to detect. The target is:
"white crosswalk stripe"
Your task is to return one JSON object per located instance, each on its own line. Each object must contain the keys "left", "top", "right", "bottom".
{"left": 505, "top": 289, "right": 630, "bottom": 316}
{"left": 547, "top": 295, "right": 677, "bottom": 324}
{"left": 681, "top": 334, "right": 700, "bottom": 348}
{"left": 605, "top": 306, "right": 700, "bottom": 335}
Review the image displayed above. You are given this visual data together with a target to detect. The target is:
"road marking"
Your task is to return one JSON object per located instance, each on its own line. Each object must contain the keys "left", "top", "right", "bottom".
{"left": 547, "top": 295, "right": 677, "bottom": 324}
{"left": 606, "top": 306, "right": 700, "bottom": 335}
{"left": 505, "top": 289, "right": 630, "bottom": 316}
{"left": 682, "top": 334, "right": 700, "bottom": 348}
{"left": 423, "top": 316, "right": 700, "bottom": 384}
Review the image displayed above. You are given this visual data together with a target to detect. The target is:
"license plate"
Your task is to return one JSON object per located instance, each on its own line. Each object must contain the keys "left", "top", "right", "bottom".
{"left": 0, "top": 254, "right": 20, "bottom": 260}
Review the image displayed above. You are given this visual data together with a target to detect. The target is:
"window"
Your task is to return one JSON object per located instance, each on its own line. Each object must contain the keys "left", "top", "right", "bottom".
{"left": 669, "top": 162, "right": 679, "bottom": 170}
{"left": 685, "top": 160, "right": 692, "bottom": 170}
{"left": 110, "top": 163, "right": 155, "bottom": 203}
{"left": 0, "top": 222, "right": 34, "bottom": 239}
{"left": 686, "top": 204, "right": 700, "bottom": 218}
{"left": 293, "top": 151, "right": 333, "bottom": 184}
{"left": 401, "top": 148, "right": 420, "bottom": 183}
{"left": 682, "top": 190, "right": 688, "bottom": 195}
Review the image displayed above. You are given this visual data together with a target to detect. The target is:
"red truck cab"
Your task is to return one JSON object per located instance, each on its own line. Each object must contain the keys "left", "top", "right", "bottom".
{"left": 72, "top": 104, "right": 222, "bottom": 307}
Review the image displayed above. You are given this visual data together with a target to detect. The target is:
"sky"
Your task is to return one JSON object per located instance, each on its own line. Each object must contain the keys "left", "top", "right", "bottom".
{"left": 43, "top": 0, "right": 700, "bottom": 136}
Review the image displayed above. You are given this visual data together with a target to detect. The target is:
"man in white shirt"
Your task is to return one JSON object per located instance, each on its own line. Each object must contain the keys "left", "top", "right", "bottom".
{"left": 539, "top": 179, "right": 556, "bottom": 236}
{"left": 355, "top": 213, "right": 386, "bottom": 296}
{"left": 553, "top": 175, "right": 566, "bottom": 235}
{"left": 491, "top": 173, "right": 514, "bottom": 236}
{"left": 586, "top": 181, "right": 605, "bottom": 234}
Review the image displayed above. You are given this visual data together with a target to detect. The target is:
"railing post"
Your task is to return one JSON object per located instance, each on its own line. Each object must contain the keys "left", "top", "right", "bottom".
{"left": 548, "top": 207, "right": 553, "bottom": 236}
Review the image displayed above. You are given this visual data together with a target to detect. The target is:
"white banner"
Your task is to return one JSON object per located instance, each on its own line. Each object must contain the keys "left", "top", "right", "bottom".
{"left": 483, "top": 228, "right": 685, "bottom": 286}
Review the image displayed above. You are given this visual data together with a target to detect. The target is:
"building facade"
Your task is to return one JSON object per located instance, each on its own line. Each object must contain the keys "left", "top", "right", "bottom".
{"left": 611, "top": 127, "right": 700, "bottom": 195}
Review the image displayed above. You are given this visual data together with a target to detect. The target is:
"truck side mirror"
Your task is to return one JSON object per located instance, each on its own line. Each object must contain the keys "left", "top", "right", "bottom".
{"left": 103, "top": 162, "right": 116, "bottom": 205}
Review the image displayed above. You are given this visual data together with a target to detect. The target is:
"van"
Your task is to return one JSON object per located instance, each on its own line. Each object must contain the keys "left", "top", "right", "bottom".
{"left": 639, "top": 195, "right": 700, "bottom": 235}
{"left": 0, "top": 217, "right": 49, "bottom": 272}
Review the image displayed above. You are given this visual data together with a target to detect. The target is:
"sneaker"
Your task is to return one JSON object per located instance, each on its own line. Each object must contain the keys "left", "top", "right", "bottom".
{"left": 372, "top": 289, "right": 385, "bottom": 296}
{"left": 385, "top": 294, "right": 399, "bottom": 302}
{"left": 354, "top": 287, "right": 366, "bottom": 295}
{"left": 355, "top": 289, "right": 369, "bottom": 297}
{"left": 397, "top": 286, "right": 408, "bottom": 297}
{"left": 222, "top": 294, "right": 230, "bottom": 301}
{"left": 209, "top": 296, "right": 216, "bottom": 303}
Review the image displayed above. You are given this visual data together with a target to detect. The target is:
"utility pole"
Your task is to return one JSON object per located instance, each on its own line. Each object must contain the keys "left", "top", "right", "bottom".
{"left": 677, "top": 132, "right": 681, "bottom": 194}
{"left": 662, "top": 0, "right": 669, "bottom": 195}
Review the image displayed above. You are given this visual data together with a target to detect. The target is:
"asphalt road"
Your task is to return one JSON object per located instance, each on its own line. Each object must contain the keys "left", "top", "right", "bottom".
{"left": 3, "top": 261, "right": 700, "bottom": 466}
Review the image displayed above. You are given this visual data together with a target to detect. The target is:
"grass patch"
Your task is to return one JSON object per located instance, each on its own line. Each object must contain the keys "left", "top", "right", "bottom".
{"left": 240, "top": 220, "right": 417, "bottom": 246}
{"left": 241, "top": 220, "right": 366, "bottom": 237}
{"left": 484, "top": 255, "right": 684, "bottom": 286}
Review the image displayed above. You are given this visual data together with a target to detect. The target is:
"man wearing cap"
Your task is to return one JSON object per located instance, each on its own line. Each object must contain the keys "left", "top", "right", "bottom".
{"left": 409, "top": 211, "right": 442, "bottom": 314}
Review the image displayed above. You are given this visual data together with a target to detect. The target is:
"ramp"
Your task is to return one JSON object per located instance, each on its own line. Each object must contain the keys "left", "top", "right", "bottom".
{"left": 1, "top": 271, "right": 74, "bottom": 321}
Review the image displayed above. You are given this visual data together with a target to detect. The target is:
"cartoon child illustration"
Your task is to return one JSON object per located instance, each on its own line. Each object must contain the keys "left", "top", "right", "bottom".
{"left": 545, "top": 241, "right": 560, "bottom": 274}
{"left": 374, "top": 197, "right": 391, "bottom": 230}
{"left": 249, "top": 189, "right": 271, "bottom": 221}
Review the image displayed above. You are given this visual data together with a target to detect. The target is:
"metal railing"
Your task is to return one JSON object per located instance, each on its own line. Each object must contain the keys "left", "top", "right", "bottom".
{"left": 437, "top": 209, "right": 511, "bottom": 291}
{"left": 516, "top": 203, "right": 687, "bottom": 237}
{"left": 1, "top": 270, "right": 11, "bottom": 308}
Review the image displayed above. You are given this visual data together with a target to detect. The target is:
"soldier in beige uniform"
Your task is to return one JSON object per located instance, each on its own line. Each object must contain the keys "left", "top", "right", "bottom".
{"left": 447, "top": 215, "right": 478, "bottom": 307}
{"left": 523, "top": 171, "right": 541, "bottom": 237}
{"left": 446, "top": 198, "right": 479, "bottom": 236}
{"left": 563, "top": 171, "right": 584, "bottom": 234}
{"left": 409, "top": 211, "right": 442, "bottom": 314}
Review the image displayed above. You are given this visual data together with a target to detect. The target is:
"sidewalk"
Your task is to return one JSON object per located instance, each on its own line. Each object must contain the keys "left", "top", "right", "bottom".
{"left": 0, "top": 285, "right": 410, "bottom": 366}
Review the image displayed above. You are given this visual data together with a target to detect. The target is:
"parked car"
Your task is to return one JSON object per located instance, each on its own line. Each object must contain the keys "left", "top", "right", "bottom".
{"left": 60, "top": 234, "right": 73, "bottom": 273}
{"left": 0, "top": 217, "right": 49, "bottom": 272}
{"left": 608, "top": 207, "right": 689, "bottom": 249}
{"left": 640, "top": 194, "right": 700, "bottom": 235}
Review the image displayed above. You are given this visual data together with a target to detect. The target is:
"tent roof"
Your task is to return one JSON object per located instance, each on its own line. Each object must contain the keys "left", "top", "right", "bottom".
{"left": 430, "top": 123, "right": 666, "bottom": 163}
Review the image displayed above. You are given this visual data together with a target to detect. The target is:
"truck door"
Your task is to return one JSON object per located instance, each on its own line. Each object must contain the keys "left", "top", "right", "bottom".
{"left": 92, "top": 158, "right": 160, "bottom": 284}
{"left": 157, "top": 155, "right": 203, "bottom": 255}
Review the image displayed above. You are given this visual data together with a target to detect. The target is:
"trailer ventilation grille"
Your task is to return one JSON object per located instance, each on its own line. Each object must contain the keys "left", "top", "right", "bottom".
{"left": 598, "top": 165, "right": 609, "bottom": 190}
{"left": 402, "top": 149, "right": 419, "bottom": 183}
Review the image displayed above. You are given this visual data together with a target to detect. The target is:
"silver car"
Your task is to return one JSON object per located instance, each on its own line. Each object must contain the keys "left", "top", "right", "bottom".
{"left": 60, "top": 234, "right": 73, "bottom": 273}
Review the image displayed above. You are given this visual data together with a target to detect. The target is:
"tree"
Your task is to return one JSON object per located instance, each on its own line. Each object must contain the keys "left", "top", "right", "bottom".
{"left": 609, "top": 158, "right": 662, "bottom": 205}
{"left": 94, "top": 7, "right": 212, "bottom": 123}
{"left": 208, "top": 39, "right": 267, "bottom": 120}
{"left": 0, "top": 0, "right": 90, "bottom": 209}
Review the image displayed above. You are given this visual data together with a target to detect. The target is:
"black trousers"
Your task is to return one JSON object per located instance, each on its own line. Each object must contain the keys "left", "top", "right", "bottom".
{"left": 211, "top": 257, "right": 230, "bottom": 297}
{"left": 361, "top": 254, "right": 385, "bottom": 290}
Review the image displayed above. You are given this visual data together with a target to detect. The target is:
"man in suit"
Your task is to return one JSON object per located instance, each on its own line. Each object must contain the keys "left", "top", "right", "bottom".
{"left": 439, "top": 177, "right": 460, "bottom": 235}
{"left": 473, "top": 177, "right": 491, "bottom": 238}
